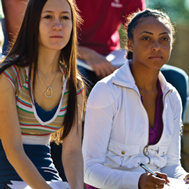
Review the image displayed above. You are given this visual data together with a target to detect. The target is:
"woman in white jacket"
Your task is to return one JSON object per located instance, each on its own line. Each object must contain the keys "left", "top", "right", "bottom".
{"left": 82, "top": 9, "right": 189, "bottom": 189}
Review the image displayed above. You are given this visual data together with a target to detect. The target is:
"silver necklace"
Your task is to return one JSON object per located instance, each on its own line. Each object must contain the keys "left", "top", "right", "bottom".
{"left": 38, "top": 69, "right": 58, "bottom": 98}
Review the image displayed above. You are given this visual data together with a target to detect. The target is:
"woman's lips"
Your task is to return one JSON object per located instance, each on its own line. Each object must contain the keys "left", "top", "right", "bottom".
{"left": 149, "top": 56, "right": 162, "bottom": 60}
{"left": 50, "top": 35, "right": 63, "bottom": 38}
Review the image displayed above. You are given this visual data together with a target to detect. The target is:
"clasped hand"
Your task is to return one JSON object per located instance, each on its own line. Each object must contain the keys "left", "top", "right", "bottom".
{"left": 78, "top": 46, "right": 116, "bottom": 78}
{"left": 139, "top": 172, "right": 170, "bottom": 189}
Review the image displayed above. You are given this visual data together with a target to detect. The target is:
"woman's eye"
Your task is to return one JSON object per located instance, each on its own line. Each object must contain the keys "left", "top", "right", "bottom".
{"left": 142, "top": 37, "right": 150, "bottom": 41}
{"left": 62, "top": 16, "right": 69, "bottom": 20}
{"left": 44, "top": 15, "right": 52, "bottom": 19}
{"left": 162, "top": 37, "right": 169, "bottom": 41}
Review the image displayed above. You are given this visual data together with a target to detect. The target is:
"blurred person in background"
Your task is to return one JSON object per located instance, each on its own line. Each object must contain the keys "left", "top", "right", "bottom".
{"left": 76, "top": 0, "right": 146, "bottom": 88}
{"left": 2, "top": 0, "right": 28, "bottom": 55}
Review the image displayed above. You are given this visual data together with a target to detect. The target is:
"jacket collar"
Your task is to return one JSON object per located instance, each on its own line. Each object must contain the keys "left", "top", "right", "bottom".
{"left": 112, "top": 60, "right": 173, "bottom": 95}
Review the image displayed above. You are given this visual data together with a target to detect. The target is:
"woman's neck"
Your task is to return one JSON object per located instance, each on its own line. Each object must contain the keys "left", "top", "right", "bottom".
{"left": 37, "top": 47, "right": 61, "bottom": 74}
{"left": 130, "top": 61, "right": 159, "bottom": 92}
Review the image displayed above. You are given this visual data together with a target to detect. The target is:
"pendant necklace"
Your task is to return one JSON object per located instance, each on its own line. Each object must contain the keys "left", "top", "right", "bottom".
{"left": 38, "top": 69, "right": 58, "bottom": 98}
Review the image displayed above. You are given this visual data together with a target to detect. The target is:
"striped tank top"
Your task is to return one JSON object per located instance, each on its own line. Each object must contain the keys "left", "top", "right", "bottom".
{"left": 1, "top": 59, "right": 84, "bottom": 144}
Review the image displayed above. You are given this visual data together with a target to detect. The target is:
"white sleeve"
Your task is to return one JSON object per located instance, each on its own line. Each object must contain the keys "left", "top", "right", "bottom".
{"left": 82, "top": 82, "right": 142, "bottom": 189}
{"left": 161, "top": 90, "right": 187, "bottom": 179}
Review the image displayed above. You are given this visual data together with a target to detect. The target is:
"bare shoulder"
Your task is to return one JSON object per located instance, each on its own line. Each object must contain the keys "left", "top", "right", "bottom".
{"left": 0, "top": 73, "right": 15, "bottom": 94}
{"left": 0, "top": 73, "right": 21, "bottom": 142}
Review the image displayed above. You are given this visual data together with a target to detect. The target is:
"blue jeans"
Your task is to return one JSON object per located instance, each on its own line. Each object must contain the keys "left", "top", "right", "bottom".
{"left": 0, "top": 141, "right": 61, "bottom": 188}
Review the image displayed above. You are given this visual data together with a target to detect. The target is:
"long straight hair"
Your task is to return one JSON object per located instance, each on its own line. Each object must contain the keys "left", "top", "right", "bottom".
{"left": 0, "top": 0, "right": 83, "bottom": 141}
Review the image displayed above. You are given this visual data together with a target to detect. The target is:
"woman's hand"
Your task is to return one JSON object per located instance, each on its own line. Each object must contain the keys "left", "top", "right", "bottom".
{"left": 139, "top": 172, "right": 170, "bottom": 189}
{"left": 184, "top": 174, "right": 189, "bottom": 184}
{"left": 78, "top": 46, "right": 116, "bottom": 79}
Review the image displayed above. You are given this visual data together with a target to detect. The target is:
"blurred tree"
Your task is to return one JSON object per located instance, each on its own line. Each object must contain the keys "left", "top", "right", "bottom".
{"left": 146, "top": 0, "right": 189, "bottom": 23}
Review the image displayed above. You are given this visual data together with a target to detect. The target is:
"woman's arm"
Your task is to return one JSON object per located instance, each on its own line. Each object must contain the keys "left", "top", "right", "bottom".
{"left": 0, "top": 74, "right": 52, "bottom": 189}
{"left": 161, "top": 89, "right": 187, "bottom": 178}
{"left": 82, "top": 82, "right": 143, "bottom": 189}
{"left": 2, "top": 0, "right": 28, "bottom": 42}
{"left": 62, "top": 90, "right": 84, "bottom": 189}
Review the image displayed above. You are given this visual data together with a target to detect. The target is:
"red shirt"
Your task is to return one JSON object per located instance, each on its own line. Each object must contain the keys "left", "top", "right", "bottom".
{"left": 76, "top": 0, "right": 146, "bottom": 55}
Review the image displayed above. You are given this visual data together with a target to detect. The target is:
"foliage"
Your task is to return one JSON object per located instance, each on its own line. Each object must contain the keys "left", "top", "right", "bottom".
{"left": 146, "top": 0, "right": 189, "bottom": 23}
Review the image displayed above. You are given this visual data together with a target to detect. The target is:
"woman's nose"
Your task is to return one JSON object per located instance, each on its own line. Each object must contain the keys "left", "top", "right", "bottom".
{"left": 151, "top": 41, "right": 160, "bottom": 51}
{"left": 52, "top": 19, "right": 62, "bottom": 31}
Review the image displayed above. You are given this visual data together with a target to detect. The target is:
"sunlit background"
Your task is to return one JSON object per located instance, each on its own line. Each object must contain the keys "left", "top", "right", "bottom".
{"left": 146, "top": 0, "right": 189, "bottom": 23}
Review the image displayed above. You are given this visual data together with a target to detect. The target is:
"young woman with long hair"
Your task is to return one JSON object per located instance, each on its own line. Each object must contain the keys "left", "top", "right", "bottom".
{"left": 0, "top": 0, "right": 84, "bottom": 188}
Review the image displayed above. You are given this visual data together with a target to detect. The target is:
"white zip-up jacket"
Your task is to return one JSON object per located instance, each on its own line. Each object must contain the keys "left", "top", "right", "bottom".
{"left": 82, "top": 60, "right": 187, "bottom": 189}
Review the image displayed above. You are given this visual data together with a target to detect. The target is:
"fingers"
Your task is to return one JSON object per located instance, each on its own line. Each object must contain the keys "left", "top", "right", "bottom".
{"left": 98, "top": 61, "right": 116, "bottom": 78}
{"left": 92, "top": 60, "right": 116, "bottom": 78}
{"left": 81, "top": 49, "right": 117, "bottom": 78}
{"left": 184, "top": 174, "right": 189, "bottom": 184}
{"left": 139, "top": 173, "right": 167, "bottom": 189}
{"left": 152, "top": 182, "right": 165, "bottom": 189}
{"left": 155, "top": 172, "right": 170, "bottom": 183}
{"left": 104, "top": 62, "right": 116, "bottom": 76}
{"left": 150, "top": 175, "right": 166, "bottom": 189}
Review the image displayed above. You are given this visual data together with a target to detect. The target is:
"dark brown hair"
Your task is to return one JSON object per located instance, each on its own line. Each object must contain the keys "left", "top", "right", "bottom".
{"left": 0, "top": 0, "right": 83, "bottom": 141}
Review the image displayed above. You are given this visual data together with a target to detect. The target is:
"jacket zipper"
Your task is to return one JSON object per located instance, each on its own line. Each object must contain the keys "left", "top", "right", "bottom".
{"left": 154, "top": 89, "right": 173, "bottom": 145}
{"left": 114, "top": 85, "right": 150, "bottom": 160}
{"left": 143, "top": 89, "right": 172, "bottom": 164}
{"left": 114, "top": 82, "right": 173, "bottom": 164}
{"left": 114, "top": 85, "right": 147, "bottom": 167}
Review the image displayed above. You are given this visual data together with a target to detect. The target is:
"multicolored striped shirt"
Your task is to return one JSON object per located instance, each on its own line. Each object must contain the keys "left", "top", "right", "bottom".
{"left": 1, "top": 60, "right": 84, "bottom": 140}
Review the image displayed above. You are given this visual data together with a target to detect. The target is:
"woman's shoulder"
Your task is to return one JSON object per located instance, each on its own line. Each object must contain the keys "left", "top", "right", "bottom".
{"left": 166, "top": 82, "right": 181, "bottom": 102}
{"left": 165, "top": 82, "right": 182, "bottom": 116}
{"left": 95, "top": 73, "right": 121, "bottom": 94}
{"left": 87, "top": 74, "right": 121, "bottom": 109}
{"left": 1, "top": 56, "right": 27, "bottom": 89}
{"left": 1, "top": 55, "right": 26, "bottom": 72}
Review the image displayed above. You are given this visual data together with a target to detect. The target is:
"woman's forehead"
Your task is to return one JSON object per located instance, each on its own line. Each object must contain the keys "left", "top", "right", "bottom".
{"left": 42, "top": 0, "right": 71, "bottom": 13}
{"left": 133, "top": 16, "right": 172, "bottom": 35}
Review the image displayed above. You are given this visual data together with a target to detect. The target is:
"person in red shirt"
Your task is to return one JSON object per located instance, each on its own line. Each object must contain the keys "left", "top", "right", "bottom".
{"left": 76, "top": 0, "right": 146, "bottom": 86}
{"left": 1, "top": 0, "right": 28, "bottom": 54}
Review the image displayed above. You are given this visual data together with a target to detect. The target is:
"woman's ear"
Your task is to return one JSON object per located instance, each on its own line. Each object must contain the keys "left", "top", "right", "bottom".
{"left": 127, "top": 39, "right": 133, "bottom": 52}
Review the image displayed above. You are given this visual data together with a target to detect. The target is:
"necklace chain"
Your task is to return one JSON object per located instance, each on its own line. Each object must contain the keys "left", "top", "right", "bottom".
{"left": 38, "top": 69, "right": 58, "bottom": 98}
